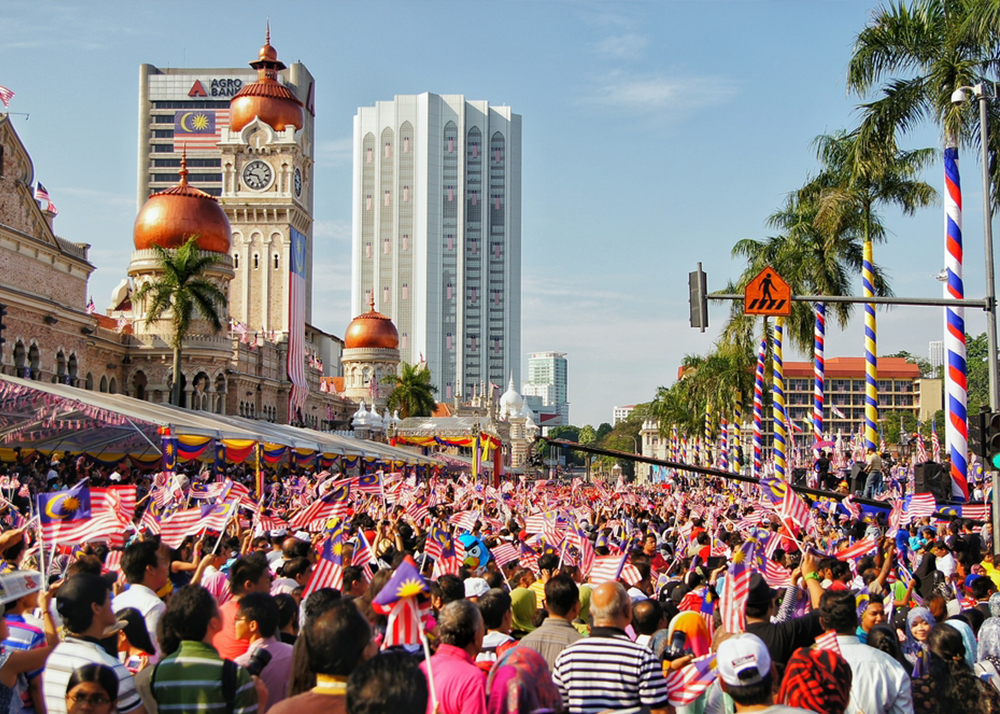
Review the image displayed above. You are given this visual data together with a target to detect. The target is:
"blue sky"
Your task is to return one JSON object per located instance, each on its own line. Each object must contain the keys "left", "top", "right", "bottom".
{"left": 0, "top": 1, "right": 988, "bottom": 428}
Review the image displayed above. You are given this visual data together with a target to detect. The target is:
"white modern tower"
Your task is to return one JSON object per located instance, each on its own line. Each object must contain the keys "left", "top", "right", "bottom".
{"left": 351, "top": 93, "right": 522, "bottom": 400}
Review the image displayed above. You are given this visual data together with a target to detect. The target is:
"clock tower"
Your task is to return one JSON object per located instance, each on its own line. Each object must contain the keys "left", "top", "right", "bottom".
{"left": 218, "top": 30, "right": 314, "bottom": 336}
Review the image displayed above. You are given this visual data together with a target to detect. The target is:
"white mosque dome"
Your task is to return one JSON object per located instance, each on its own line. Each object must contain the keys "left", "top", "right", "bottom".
{"left": 368, "top": 402, "right": 383, "bottom": 428}
{"left": 499, "top": 373, "right": 523, "bottom": 419}
{"left": 352, "top": 399, "right": 371, "bottom": 427}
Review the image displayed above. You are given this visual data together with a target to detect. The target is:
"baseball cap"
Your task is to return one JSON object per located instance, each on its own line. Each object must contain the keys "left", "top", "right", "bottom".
{"left": 464, "top": 577, "right": 490, "bottom": 599}
{"left": 717, "top": 633, "right": 772, "bottom": 687}
{"left": 745, "top": 572, "right": 779, "bottom": 606}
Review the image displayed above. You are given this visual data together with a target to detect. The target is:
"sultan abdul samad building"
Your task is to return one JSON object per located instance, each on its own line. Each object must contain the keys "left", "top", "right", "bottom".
{"left": 0, "top": 34, "right": 397, "bottom": 429}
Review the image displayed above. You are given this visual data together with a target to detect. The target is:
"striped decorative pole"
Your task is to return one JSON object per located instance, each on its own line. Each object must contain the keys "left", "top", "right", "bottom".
{"left": 944, "top": 145, "right": 970, "bottom": 500}
{"left": 671, "top": 424, "right": 679, "bottom": 462}
{"left": 704, "top": 405, "right": 713, "bottom": 466}
{"left": 719, "top": 417, "right": 729, "bottom": 471}
{"left": 772, "top": 317, "right": 787, "bottom": 480}
{"left": 814, "top": 303, "right": 825, "bottom": 456}
{"left": 753, "top": 337, "right": 767, "bottom": 478}
{"left": 863, "top": 240, "right": 879, "bottom": 452}
{"left": 732, "top": 397, "right": 742, "bottom": 474}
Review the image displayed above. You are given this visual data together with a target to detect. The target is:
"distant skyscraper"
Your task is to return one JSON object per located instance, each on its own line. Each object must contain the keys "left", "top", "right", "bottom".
{"left": 929, "top": 340, "right": 944, "bottom": 370}
{"left": 523, "top": 351, "right": 569, "bottom": 426}
{"left": 351, "top": 93, "right": 522, "bottom": 399}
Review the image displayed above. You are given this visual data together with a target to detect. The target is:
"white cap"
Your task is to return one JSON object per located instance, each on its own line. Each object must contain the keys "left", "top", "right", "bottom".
{"left": 293, "top": 531, "right": 311, "bottom": 543}
{"left": 464, "top": 577, "right": 491, "bottom": 599}
{"left": 0, "top": 571, "right": 42, "bottom": 605}
{"left": 716, "top": 633, "right": 771, "bottom": 687}
{"left": 270, "top": 528, "right": 288, "bottom": 538}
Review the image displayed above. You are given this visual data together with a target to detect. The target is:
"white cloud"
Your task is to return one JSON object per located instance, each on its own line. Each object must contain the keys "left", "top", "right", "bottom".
{"left": 316, "top": 137, "right": 353, "bottom": 167}
{"left": 313, "top": 219, "right": 351, "bottom": 242}
{"left": 595, "top": 33, "right": 649, "bottom": 60}
{"left": 583, "top": 71, "right": 740, "bottom": 112}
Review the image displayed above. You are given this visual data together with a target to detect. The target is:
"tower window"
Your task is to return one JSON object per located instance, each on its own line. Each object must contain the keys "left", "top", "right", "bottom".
{"left": 402, "top": 234, "right": 409, "bottom": 251}
{"left": 233, "top": 253, "right": 239, "bottom": 269}
{"left": 365, "top": 242, "right": 372, "bottom": 259}
{"left": 403, "top": 186, "right": 410, "bottom": 203}
{"left": 366, "top": 147, "right": 373, "bottom": 164}
{"left": 385, "top": 142, "right": 391, "bottom": 159}
{"left": 384, "top": 238, "right": 390, "bottom": 255}
{"left": 273, "top": 254, "right": 279, "bottom": 270}
{"left": 366, "top": 195, "right": 372, "bottom": 211}
{"left": 384, "top": 190, "right": 390, "bottom": 206}
{"left": 253, "top": 254, "right": 259, "bottom": 270}
{"left": 404, "top": 137, "right": 410, "bottom": 153}
{"left": 402, "top": 284, "right": 409, "bottom": 300}
{"left": 401, "top": 333, "right": 408, "bottom": 348}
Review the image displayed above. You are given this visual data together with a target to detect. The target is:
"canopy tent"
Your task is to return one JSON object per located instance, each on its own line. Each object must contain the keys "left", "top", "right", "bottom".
{"left": 0, "top": 374, "right": 434, "bottom": 467}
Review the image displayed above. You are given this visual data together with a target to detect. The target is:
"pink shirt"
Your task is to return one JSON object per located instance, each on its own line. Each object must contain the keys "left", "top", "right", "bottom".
{"left": 419, "top": 644, "right": 487, "bottom": 714}
{"left": 235, "top": 636, "right": 295, "bottom": 712}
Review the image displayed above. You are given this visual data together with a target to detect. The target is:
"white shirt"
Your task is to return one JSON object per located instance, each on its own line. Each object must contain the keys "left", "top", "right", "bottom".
{"left": 936, "top": 552, "right": 957, "bottom": 577}
{"left": 42, "top": 636, "right": 143, "bottom": 714}
{"left": 836, "top": 634, "right": 914, "bottom": 714}
{"left": 113, "top": 583, "right": 166, "bottom": 663}
{"left": 476, "top": 630, "right": 514, "bottom": 663}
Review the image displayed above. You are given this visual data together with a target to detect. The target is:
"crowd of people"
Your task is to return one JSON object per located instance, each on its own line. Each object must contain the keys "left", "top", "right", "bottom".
{"left": 0, "top": 448, "right": 996, "bottom": 713}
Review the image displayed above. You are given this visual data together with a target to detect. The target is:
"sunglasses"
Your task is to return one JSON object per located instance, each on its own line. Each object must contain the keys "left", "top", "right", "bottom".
{"left": 69, "top": 694, "right": 111, "bottom": 707}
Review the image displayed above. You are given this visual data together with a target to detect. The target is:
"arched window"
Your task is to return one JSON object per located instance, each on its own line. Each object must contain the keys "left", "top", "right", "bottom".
{"left": 56, "top": 351, "right": 66, "bottom": 382}
{"left": 100, "top": 375, "right": 108, "bottom": 393}
{"left": 85, "top": 373, "right": 94, "bottom": 390}
{"left": 68, "top": 354, "right": 78, "bottom": 382}
{"left": 108, "top": 378, "right": 118, "bottom": 394}
{"left": 28, "top": 345, "right": 40, "bottom": 380}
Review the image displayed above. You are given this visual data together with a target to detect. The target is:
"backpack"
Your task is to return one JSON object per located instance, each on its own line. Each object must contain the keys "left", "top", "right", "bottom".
{"left": 150, "top": 657, "right": 239, "bottom": 714}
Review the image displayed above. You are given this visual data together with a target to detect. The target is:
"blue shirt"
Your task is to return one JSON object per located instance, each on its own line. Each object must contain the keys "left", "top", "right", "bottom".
{"left": 5, "top": 613, "right": 46, "bottom": 713}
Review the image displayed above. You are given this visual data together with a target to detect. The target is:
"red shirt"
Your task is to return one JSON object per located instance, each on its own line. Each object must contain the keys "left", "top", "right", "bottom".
{"left": 212, "top": 599, "right": 250, "bottom": 660}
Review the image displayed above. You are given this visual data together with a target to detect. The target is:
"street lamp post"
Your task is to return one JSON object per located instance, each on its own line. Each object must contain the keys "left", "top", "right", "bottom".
{"left": 954, "top": 82, "right": 1000, "bottom": 541}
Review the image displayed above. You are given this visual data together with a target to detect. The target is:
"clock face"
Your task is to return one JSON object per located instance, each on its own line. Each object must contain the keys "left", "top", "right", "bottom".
{"left": 242, "top": 160, "right": 272, "bottom": 191}
{"left": 294, "top": 168, "right": 302, "bottom": 197}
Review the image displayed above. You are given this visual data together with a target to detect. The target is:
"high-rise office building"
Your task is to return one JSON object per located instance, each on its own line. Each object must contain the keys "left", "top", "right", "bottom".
{"left": 137, "top": 61, "right": 315, "bottom": 207}
{"left": 351, "top": 93, "right": 522, "bottom": 400}
{"left": 523, "top": 351, "right": 569, "bottom": 426}
{"left": 929, "top": 340, "right": 944, "bottom": 370}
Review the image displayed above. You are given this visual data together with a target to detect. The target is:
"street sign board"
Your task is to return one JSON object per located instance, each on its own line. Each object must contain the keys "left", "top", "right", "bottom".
{"left": 744, "top": 266, "right": 792, "bottom": 316}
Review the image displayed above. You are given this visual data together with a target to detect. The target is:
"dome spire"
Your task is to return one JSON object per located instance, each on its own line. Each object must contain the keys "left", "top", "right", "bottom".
{"left": 178, "top": 147, "right": 189, "bottom": 186}
{"left": 229, "top": 28, "right": 303, "bottom": 133}
{"left": 369, "top": 292, "right": 376, "bottom": 311}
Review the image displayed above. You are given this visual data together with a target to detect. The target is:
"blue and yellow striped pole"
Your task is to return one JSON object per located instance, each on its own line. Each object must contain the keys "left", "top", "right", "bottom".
{"left": 772, "top": 317, "right": 787, "bottom": 480}
{"left": 863, "top": 240, "right": 878, "bottom": 452}
{"left": 704, "top": 404, "right": 712, "bottom": 467}
{"left": 732, "top": 397, "right": 742, "bottom": 474}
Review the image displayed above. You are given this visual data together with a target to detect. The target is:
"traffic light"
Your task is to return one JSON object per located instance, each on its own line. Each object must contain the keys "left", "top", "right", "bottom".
{"left": 970, "top": 410, "right": 987, "bottom": 459}
{"left": 0, "top": 303, "right": 6, "bottom": 363}
{"left": 985, "top": 411, "right": 1000, "bottom": 469}
{"left": 689, "top": 263, "right": 708, "bottom": 332}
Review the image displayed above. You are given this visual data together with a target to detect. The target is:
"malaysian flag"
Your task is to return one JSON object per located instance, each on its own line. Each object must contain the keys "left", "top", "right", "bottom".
{"left": 173, "top": 109, "right": 229, "bottom": 151}
{"left": 907, "top": 493, "right": 937, "bottom": 519}
{"left": 779, "top": 488, "right": 811, "bottom": 529}
{"left": 763, "top": 558, "right": 792, "bottom": 588}
{"left": 404, "top": 492, "right": 430, "bottom": 524}
{"left": 0, "top": 85, "right": 14, "bottom": 108}
{"left": 589, "top": 552, "right": 627, "bottom": 584}
{"left": 665, "top": 654, "right": 719, "bottom": 707}
{"left": 116, "top": 315, "right": 128, "bottom": 333}
{"left": 931, "top": 420, "right": 941, "bottom": 462}
{"left": 288, "top": 483, "right": 350, "bottom": 531}
{"left": 837, "top": 538, "right": 877, "bottom": 561}
{"left": 35, "top": 183, "right": 50, "bottom": 204}
{"left": 490, "top": 541, "right": 519, "bottom": 567}
{"left": 916, "top": 433, "right": 929, "bottom": 462}
{"left": 287, "top": 228, "right": 309, "bottom": 420}
{"left": 449, "top": 510, "right": 479, "bottom": 533}
{"left": 37, "top": 486, "right": 128, "bottom": 547}
{"left": 355, "top": 471, "right": 382, "bottom": 495}
{"left": 720, "top": 540, "right": 754, "bottom": 634}
{"left": 814, "top": 629, "right": 843, "bottom": 656}
{"left": 303, "top": 522, "right": 345, "bottom": 596}
{"left": 832, "top": 405, "right": 847, "bottom": 419}
{"left": 428, "top": 525, "right": 462, "bottom": 578}
{"left": 372, "top": 556, "right": 430, "bottom": 648}
{"left": 85, "top": 298, "right": 96, "bottom": 315}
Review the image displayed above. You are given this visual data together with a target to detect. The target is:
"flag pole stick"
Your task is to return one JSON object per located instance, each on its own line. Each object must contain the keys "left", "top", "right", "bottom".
{"left": 212, "top": 500, "right": 237, "bottom": 555}
{"left": 414, "top": 598, "right": 439, "bottom": 714}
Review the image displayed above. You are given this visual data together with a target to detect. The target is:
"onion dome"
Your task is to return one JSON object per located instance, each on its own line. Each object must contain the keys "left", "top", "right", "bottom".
{"left": 345, "top": 297, "right": 399, "bottom": 350}
{"left": 368, "top": 402, "right": 383, "bottom": 429}
{"left": 352, "top": 399, "right": 371, "bottom": 427}
{"left": 133, "top": 154, "right": 231, "bottom": 253}
{"left": 499, "top": 373, "right": 523, "bottom": 413}
{"left": 229, "top": 26, "right": 304, "bottom": 133}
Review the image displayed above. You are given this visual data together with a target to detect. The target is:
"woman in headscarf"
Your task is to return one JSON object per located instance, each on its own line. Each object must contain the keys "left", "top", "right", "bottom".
{"left": 944, "top": 617, "right": 977, "bottom": 667}
{"left": 904, "top": 606, "right": 936, "bottom": 676}
{"left": 664, "top": 611, "right": 711, "bottom": 658}
{"left": 572, "top": 585, "right": 591, "bottom": 636}
{"left": 509, "top": 586, "right": 537, "bottom": 640}
{"left": 910, "top": 623, "right": 1000, "bottom": 714}
{"left": 486, "top": 645, "right": 562, "bottom": 714}
{"left": 777, "top": 646, "right": 853, "bottom": 714}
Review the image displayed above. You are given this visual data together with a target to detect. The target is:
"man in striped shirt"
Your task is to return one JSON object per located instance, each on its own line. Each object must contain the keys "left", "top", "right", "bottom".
{"left": 151, "top": 584, "right": 263, "bottom": 714}
{"left": 552, "top": 582, "right": 671, "bottom": 714}
{"left": 42, "top": 573, "right": 146, "bottom": 714}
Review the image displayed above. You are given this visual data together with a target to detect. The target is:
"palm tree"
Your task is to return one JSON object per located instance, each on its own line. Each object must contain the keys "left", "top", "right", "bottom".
{"left": 384, "top": 362, "right": 438, "bottom": 418}
{"left": 132, "top": 236, "right": 228, "bottom": 407}
{"left": 847, "top": 0, "right": 1000, "bottom": 205}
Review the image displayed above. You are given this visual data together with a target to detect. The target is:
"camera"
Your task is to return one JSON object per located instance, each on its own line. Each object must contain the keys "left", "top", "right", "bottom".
{"left": 661, "top": 630, "right": 692, "bottom": 662}
{"left": 246, "top": 648, "right": 272, "bottom": 677}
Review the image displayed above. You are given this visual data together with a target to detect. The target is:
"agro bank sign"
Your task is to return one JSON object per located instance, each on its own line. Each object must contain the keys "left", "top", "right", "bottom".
{"left": 187, "top": 78, "right": 244, "bottom": 98}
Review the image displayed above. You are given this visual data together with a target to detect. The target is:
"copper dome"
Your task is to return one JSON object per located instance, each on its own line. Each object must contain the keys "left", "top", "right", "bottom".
{"left": 345, "top": 302, "right": 399, "bottom": 350}
{"left": 133, "top": 158, "right": 231, "bottom": 254}
{"left": 229, "top": 30, "right": 303, "bottom": 134}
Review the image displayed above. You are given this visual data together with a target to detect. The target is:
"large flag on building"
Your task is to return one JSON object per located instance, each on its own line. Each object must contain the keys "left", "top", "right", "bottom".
{"left": 173, "top": 109, "right": 229, "bottom": 151}
{"left": 288, "top": 227, "right": 308, "bottom": 420}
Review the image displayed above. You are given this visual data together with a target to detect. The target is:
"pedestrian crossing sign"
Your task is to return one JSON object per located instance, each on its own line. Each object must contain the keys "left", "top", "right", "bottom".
{"left": 744, "top": 266, "right": 792, "bottom": 316}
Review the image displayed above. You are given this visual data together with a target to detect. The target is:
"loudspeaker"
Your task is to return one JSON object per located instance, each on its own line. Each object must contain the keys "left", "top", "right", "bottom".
{"left": 915, "top": 461, "right": 950, "bottom": 502}
{"left": 850, "top": 463, "right": 866, "bottom": 494}
{"left": 792, "top": 468, "right": 807, "bottom": 487}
